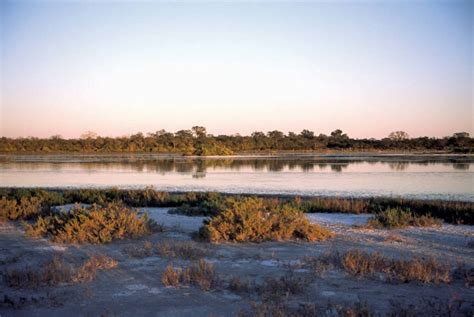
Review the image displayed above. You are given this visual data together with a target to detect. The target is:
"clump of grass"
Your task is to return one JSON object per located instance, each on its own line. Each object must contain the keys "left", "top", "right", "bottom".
{"left": 24, "top": 203, "right": 158, "bottom": 244}
{"left": 304, "top": 252, "right": 341, "bottom": 276}
{"left": 367, "top": 207, "right": 442, "bottom": 229}
{"left": 199, "top": 198, "right": 334, "bottom": 243}
{"left": 156, "top": 241, "right": 210, "bottom": 260}
{"left": 256, "top": 276, "right": 306, "bottom": 301}
{"left": 161, "top": 259, "right": 217, "bottom": 291}
{"left": 73, "top": 254, "right": 118, "bottom": 282}
{"left": 0, "top": 197, "right": 44, "bottom": 222}
{"left": 384, "top": 234, "right": 406, "bottom": 243}
{"left": 3, "top": 254, "right": 117, "bottom": 288}
{"left": 124, "top": 240, "right": 210, "bottom": 260}
{"left": 228, "top": 277, "right": 253, "bottom": 294}
{"left": 341, "top": 250, "right": 451, "bottom": 284}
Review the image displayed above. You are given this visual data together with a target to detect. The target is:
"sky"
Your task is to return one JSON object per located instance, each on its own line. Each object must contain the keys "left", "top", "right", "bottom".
{"left": 0, "top": 0, "right": 472, "bottom": 139}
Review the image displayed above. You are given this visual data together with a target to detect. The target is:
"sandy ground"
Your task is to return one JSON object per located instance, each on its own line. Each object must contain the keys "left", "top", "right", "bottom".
{"left": 1, "top": 208, "right": 473, "bottom": 316}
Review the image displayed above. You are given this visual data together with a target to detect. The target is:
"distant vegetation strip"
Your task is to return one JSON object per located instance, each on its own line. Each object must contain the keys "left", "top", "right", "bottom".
{"left": 1, "top": 127, "right": 472, "bottom": 154}
{"left": 1, "top": 187, "right": 472, "bottom": 224}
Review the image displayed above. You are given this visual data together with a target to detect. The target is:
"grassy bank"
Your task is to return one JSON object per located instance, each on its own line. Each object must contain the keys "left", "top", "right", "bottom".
{"left": 0, "top": 187, "right": 472, "bottom": 224}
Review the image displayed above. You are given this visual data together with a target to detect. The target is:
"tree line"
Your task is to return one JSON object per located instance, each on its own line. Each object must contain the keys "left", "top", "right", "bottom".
{"left": 0, "top": 127, "right": 472, "bottom": 155}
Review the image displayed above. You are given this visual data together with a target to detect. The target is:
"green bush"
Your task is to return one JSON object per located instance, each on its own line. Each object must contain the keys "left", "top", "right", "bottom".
{"left": 25, "top": 203, "right": 157, "bottom": 244}
{"left": 199, "top": 198, "right": 334, "bottom": 243}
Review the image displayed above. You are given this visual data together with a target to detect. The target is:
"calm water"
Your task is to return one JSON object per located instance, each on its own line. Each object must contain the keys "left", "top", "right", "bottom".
{"left": 1, "top": 154, "right": 473, "bottom": 201}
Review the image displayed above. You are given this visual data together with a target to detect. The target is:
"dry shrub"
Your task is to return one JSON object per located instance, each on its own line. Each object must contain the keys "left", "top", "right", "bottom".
{"left": 249, "top": 302, "right": 318, "bottom": 317}
{"left": 161, "top": 259, "right": 217, "bottom": 291}
{"left": 304, "top": 252, "right": 340, "bottom": 276}
{"left": 156, "top": 241, "right": 209, "bottom": 260}
{"left": 384, "top": 234, "right": 405, "bottom": 243}
{"left": 124, "top": 240, "right": 210, "bottom": 259}
{"left": 199, "top": 198, "right": 334, "bottom": 243}
{"left": 228, "top": 277, "right": 253, "bottom": 294}
{"left": 124, "top": 241, "right": 155, "bottom": 258}
{"left": 161, "top": 265, "right": 182, "bottom": 287}
{"left": 341, "top": 250, "right": 451, "bottom": 284}
{"left": 367, "top": 208, "right": 442, "bottom": 229}
{"left": 257, "top": 276, "right": 306, "bottom": 301}
{"left": 25, "top": 203, "right": 157, "bottom": 244}
{"left": 0, "top": 197, "right": 43, "bottom": 222}
{"left": 3, "top": 254, "right": 117, "bottom": 288}
{"left": 73, "top": 254, "right": 118, "bottom": 282}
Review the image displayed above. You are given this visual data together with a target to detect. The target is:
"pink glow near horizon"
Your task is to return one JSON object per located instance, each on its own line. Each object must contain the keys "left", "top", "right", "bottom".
{"left": 1, "top": 1, "right": 472, "bottom": 139}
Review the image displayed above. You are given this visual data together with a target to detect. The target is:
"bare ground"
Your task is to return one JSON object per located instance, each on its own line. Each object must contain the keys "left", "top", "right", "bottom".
{"left": 1, "top": 208, "right": 473, "bottom": 316}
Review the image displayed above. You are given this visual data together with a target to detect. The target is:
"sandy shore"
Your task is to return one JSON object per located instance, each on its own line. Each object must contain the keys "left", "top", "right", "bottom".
{"left": 1, "top": 209, "right": 473, "bottom": 316}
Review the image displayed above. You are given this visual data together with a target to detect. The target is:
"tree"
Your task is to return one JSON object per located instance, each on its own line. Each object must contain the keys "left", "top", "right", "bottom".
{"left": 330, "top": 129, "right": 348, "bottom": 139}
{"left": 388, "top": 131, "right": 409, "bottom": 141}
{"left": 453, "top": 132, "right": 470, "bottom": 139}
{"left": 192, "top": 126, "right": 207, "bottom": 138}
{"left": 81, "top": 131, "right": 98, "bottom": 139}
{"left": 299, "top": 129, "right": 314, "bottom": 139}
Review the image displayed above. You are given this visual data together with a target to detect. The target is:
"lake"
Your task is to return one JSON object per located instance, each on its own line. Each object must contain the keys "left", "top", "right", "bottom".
{"left": 0, "top": 154, "right": 473, "bottom": 201}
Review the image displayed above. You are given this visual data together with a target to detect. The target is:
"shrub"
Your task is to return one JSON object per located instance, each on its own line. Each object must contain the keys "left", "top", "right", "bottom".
{"left": 156, "top": 241, "right": 210, "bottom": 260}
{"left": 124, "top": 240, "right": 210, "bottom": 259}
{"left": 161, "top": 259, "right": 217, "bottom": 291}
{"left": 161, "top": 265, "right": 182, "bottom": 287}
{"left": 24, "top": 203, "right": 157, "bottom": 244}
{"left": 256, "top": 276, "right": 306, "bottom": 301}
{"left": 367, "top": 208, "right": 442, "bottom": 229}
{"left": 341, "top": 250, "right": 451, "bottom": 284}
{"left": 3, "top": 254, "right": 117, "bottom": 288}
{"left": 199, "top": 198, "right": 334, "bottom": 243}
{"left": 0, "top": 197, "right": 43, "bottom": 222}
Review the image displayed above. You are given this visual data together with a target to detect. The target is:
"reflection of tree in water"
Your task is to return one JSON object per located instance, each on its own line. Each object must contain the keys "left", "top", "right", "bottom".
{"left": 301, "top": 162, "right": 314, "bottom": 172}
{"left": 453, "top": 163, "right": 470, "bottom": 170}
{"left": 267, "top": 160, "right": 286, "bottom": 172}
{"left": 387, "top": 162, "right": 409, "bottom": 171}
{"left": 10, "top": 157, "right": 473, "bottom": 178}
{"left": 330, "top": 164, "right": 348, "bottom": 172}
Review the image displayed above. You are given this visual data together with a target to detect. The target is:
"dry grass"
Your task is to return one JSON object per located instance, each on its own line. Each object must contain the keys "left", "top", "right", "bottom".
{"left": 384, "top": 234, "right": 406, "bottom": 244}
{"left": 3, "top": 254, "right": 117, "bottom": 288}
{"left": 341, "top": 250, "right": 451, "bottom": 284}
{"left": 161, "top": 259, "right": 217, "bottom": 291}
{"left": 124, "top": 240, "right": 210, "bottom": 260}
{"left": 238, "top": 301, "right": 375, "bottom": 317}
{"left": 367, "top": 208, "right": 442, "bottom": 229}
{"left": 303, "top": 252, "right": 340, "bottom": 276}
{"left": 256, "top": 276, "right": 307, "bottom": 301}
{"left": 199, "top": 198, "right": 334, "bottom": 243}
{"left": 25, "top": 203, "right": 158, "bottom": 244}
{"left": 303, "top": 250, "right": 452, "bottom": 284}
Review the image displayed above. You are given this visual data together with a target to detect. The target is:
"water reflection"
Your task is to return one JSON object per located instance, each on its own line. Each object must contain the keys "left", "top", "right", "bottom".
{"left": 0, "top": 155, "right": 471, "bottom": 178}
{"left": 1, "top": 155, "right": 472, "bottom": 201}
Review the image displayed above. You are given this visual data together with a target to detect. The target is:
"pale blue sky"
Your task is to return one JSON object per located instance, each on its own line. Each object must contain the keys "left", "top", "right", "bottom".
{"left": 1, "top": 0, "right": 472, "bottom": 138}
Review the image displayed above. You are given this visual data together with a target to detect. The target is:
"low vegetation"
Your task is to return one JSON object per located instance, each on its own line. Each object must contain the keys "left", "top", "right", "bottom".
{"left": 367, "top": 207, "right": 442, "bottom": 229}
{"left": 24, "top": 203, "right": 157, "bottom": 244}
{"left": 161, "top": 259, "right": 217, "bottom": 291}
{"left": 1, "top": 187, "right": 472, "bottom": 224}
{"left": 3, "top": 254, "right": 117, "bottom": 288}
{"left": 304, "top": 250, "right": 452, "bottom": 284}
{"left": 1, "top": 127, "right": 472, "bottom": 153}
{"left": 124, "top": 240, "right": 211, "bottom": 260}
{"left": 341, "top": 250, "right": 451, "bottom": 283}
{"left": 0, "top": 197, "right": 44, "bottom": 222}
{"left": 198, "top": 198, "right": 334, "bottom": 243}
